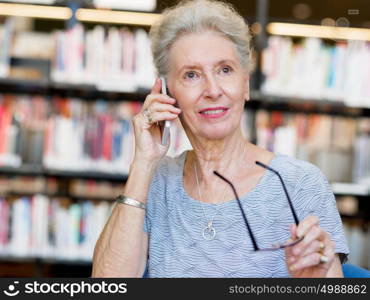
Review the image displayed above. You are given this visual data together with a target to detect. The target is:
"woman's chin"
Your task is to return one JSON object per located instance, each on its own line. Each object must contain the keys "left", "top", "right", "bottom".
{"left": 199, "top": 128, "right": 234, "bottom": 140}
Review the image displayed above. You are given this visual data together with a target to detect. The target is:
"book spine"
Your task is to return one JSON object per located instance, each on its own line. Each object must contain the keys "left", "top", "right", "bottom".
{"left": 261, "top": 36, "right": 370, "bottom": 106}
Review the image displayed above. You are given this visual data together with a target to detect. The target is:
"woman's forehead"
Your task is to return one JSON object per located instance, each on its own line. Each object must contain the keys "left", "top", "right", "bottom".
{"left": 169, "top": 31, "right": 239, "bottom": 70}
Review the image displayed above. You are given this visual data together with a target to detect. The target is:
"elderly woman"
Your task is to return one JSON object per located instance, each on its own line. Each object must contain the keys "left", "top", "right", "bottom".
{"left": 92, "top": 0, "right": 348, "bottom": 278}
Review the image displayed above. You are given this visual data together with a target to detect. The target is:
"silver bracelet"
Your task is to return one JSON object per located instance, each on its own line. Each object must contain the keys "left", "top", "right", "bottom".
{"left": 115, "top": 195, "right": 146, "bottom": 210}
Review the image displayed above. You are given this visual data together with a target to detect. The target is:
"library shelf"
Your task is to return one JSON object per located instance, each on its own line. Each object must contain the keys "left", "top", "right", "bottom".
{"left": 0, "top": 165, "right": 128, "bottom": 182}
{"left": 46, "top": 169, "right": 128, "bottom": 182}
{"left": 1, "top": 164, "right": 370, "bottom": 199}
{"left": 1, "top": 77, "right": 370, "bottom": 117}
{"left": 249, "top": 91, "right": 370, "bottom": 117}
{"left": 0, "top": 255, "right": 92, "bottom": 277}
{"left": 0, "top": 77, "right": 148, "bottom": 101}
{"left": 0, "top": 255, "right": 92, "bottom": 266}
{"left": 331, "top": 182, "right": 370, "bottom": 197}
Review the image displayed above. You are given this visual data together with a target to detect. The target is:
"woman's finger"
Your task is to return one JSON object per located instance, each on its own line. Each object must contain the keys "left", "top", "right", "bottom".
{"left": 290, "top": 237, "right": 335, "bottom": 272}
{"left": 299, "top": 239, "right": 325, "bottom": 258}
{"left": 290, "top": 247, "right": 334, "bottom": 272}
{"left": 148, "top": 102, "right": 181, "bottom": 114}
{"left": 151, "top": 77, "right": 162, "bottom": 94}
{"left": 146, "top": 111, "right": 180, "bottom": 124}
{"left": 299, "top": 229, "right": 332, "bottom": 258}
{"left": 296, "top": 215, "right": 320, "bottom": 238}
{"left": 144, "top": 94, "right": 176, "bottom": 108}
{"left": 318, "top": 233, "right": 336, "bottom": 268}
{"left": 292, "top": 225, "right": 322, "bottom": 256}
{"left": 140, "top": 99, "right": 180, "bottom": 127}
{"left": 289, "top": 252, "right": 322, "bottom": 272}
{"left": 285, "top": 224, "right": 298, "bottom": 265}
{"left": 290, "top": 223, "right": 298, "bottom": 238}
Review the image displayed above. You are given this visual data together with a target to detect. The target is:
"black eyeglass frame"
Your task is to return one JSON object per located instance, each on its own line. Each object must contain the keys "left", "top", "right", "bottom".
{"left": 213, "top": 161, "right": 303, "bottom": 251}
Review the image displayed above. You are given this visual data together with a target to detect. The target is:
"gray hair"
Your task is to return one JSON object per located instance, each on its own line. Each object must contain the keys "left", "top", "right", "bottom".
{"left": 149, "top": 0, "right": 252, "bottom": 77}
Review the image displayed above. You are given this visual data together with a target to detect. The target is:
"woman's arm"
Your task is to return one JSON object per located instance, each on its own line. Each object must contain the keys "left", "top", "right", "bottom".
{"left": 327, "top": 255, "right": 344, "bottom": 277}
{"left": 91, "top": 78, "right": 180, "bottom": 277}
{"left": 91, "top": 159, "right": 156, "bottom": 277}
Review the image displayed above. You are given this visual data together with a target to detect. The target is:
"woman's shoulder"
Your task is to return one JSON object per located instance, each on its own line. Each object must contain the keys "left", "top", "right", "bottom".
{"left": 271, "top": 154, "right": 329, "bottom": 189}
{"left": 146, "top": 151, "right": 187, "bottom": 206}
{"left": 150, "top": 150, "right": 187, "bottom": 184}
{"left": 155, "top": 151, "right": 187, "bottom": 173}
{"left": 252, "top": 145, "right": 323, "bottom": 186}
{"left": 273, "top": 154, "right": 320, "bottom": 173}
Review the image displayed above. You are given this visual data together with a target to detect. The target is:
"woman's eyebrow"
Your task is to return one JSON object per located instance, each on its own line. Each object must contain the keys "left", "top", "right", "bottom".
{"left": 178, "top": 59, "right": 236, "bottom": 73}
{"left": 216, "top": 59, "right": 236, "bottom": 66}
{"left": 178, "top": 64, "right": 202, "bottom": 73}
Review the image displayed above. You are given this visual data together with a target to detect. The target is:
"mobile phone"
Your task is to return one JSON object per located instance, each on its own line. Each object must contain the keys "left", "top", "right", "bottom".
{"left": 160, "top": 77, "right": 171, "bottom": 145}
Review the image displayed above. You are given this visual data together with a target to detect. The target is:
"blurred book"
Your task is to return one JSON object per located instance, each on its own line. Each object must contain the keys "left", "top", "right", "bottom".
{"left": 0, "top": 176, "right": 50, "bottom": 196}
{"left": 52, "top": 24, "right": 156, "bottom": 91}
{"left": 93, "top": 0, "right": 156, "bottom": 11}
{"left": 0, "top": 95, "right": 47, "bottom": 167}
{"left": 332, "top": 183, "right": 370, "bottom": 196}
{"left": 352, "top": 119, "right": 370, "bottom": 183}
{"left": 261, "top": 36, "right": 370, "bottom": 107}
{"left": 0, "top": 18, "right": 14, "bottom": 78}
{"left": 343, "top": 221, "right": 370, "bottom": 269}
{"left": 0, "top": 195, "right": 113, "bottom": 261}
{"left": 69, "top": 179, "right": 124, "bottom": 200}
{"left": 2, "top": 0, "right": 56, "bottom": 4}
{"left": 336, "top": 196, "right": 359, "bottom": 216}
{"left": 255, "top": 110, "right": 357, "bottom": 182}
{"left": 0, "top": 94, "right": 191, "bottom": 173}
{"left": 11, "top": 31, "right": 54, "bottom": 60}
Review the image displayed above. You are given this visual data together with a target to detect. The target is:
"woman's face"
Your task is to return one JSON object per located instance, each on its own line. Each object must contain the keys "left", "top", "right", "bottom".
{"left": 167, "top": 31, "right": 249, "bottom": 140}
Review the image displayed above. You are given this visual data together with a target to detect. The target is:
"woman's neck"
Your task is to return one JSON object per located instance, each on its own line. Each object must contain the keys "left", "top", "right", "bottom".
{"left": 186, "top": 130, "right": 249, "bottom": 186}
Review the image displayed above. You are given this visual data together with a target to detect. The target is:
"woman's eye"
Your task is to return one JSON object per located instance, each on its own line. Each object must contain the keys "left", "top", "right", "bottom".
{"left": 221, "top": 66, "right": 232, "bottom": 73}
{"left": 184, "top": 71, "right": 198, "bottom": 79}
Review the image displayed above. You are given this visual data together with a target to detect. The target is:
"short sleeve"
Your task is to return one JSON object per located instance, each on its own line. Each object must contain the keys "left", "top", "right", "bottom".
{"left": 142, "top": 156, "right": 169, "bottom": 234}
{"left": 143, "top": 173, "right": 156, "bottom": 234}
{"left": 143, "top": 209, "right": 151, "bottom": 233}
{"left": 294, "top": 165, "right": 350, "bottom": 263}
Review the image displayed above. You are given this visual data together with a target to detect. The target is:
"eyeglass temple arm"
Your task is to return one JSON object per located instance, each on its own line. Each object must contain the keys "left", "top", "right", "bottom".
{"left": 255, "top": 161, "right": 300, "bottom": 225}
{"left": 213, "top": 170, "right": 260, "bottom": 251}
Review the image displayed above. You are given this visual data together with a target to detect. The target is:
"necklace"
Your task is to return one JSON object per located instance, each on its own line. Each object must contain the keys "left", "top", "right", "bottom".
{"left": 194, "top": 163, "right": 226, "bottom": 240}
{"left": 194, "top": 143, "right": 247, "bottom": 241}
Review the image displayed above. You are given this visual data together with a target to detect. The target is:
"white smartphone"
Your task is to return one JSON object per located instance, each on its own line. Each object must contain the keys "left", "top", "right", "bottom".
{"left": 160, "top": 77, "right": 171, "bottom": 145}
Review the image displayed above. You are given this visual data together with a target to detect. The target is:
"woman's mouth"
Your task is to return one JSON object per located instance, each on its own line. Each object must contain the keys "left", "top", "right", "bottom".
{"left": 199, "top": 107, "right": 229, "bottom": 119}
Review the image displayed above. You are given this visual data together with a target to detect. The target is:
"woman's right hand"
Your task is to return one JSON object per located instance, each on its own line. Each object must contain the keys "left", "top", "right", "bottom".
{"left": 132, "top": 77, "right": 181, "bottom": 164}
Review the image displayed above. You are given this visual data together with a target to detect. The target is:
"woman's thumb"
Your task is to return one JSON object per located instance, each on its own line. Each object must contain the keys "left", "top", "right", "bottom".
{"left": 285, "top": 224, "right": 297, "bottom": 258}
{"left": 290, "top": 224, "right": 297, "bottom": 237}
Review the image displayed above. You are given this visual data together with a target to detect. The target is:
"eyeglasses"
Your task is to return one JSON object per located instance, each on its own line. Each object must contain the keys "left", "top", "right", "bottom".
{"left": 213, "top": 161, "right": 303, "bottom": 251}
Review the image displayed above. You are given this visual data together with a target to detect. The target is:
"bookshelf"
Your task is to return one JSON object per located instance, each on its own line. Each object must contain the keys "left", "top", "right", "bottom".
{"left": 0, "top": 0, "right": 370, "bottom": 276}
{"left": 249, "top": 91, "right": 370, "bottom": 117}
{"left": 2, "top": 77, "right": 370, "bottom": 117}
{"left": 0, "top": 256, "right": 92, "bottom": 277}
{"left": 0, "top": 165, "right": 128, "bottom": 181}
{"left": 0, "top": 75, "right": 148, "bottom": 100}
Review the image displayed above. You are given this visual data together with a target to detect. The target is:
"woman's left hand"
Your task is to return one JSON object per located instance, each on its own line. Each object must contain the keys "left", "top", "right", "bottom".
{"left": 285, "top": 215, "right": 336, "bottom": 278}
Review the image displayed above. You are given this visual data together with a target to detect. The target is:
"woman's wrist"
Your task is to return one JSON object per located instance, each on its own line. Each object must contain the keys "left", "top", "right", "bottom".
{"left": 124, "top": 157, "right": 158, "bottom": 203}
{"left": 130, "top": 156, "right": 158, "bottom": 174}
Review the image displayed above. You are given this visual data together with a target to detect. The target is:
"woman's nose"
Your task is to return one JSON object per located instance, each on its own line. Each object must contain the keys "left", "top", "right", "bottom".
{"left": 203, "top": 75, "right": 222, "bottom": 99}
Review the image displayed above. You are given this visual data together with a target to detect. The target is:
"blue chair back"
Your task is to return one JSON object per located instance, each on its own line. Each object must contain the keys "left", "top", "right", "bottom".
{"left": 143, "top": 263, "right": 370, "bottom": 278}
{"left": 342, "top": 263, "right": 370, "bottom": 278}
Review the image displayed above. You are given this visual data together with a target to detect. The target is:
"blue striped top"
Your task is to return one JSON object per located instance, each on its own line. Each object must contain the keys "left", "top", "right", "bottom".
{"left": 144, "top": 151, "right": 349, "bottom": 277}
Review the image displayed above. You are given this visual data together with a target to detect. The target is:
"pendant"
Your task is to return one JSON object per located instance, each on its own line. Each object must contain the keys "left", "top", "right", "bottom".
{"left": 202, "top": 221, "right": 216, "bottom": 240}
